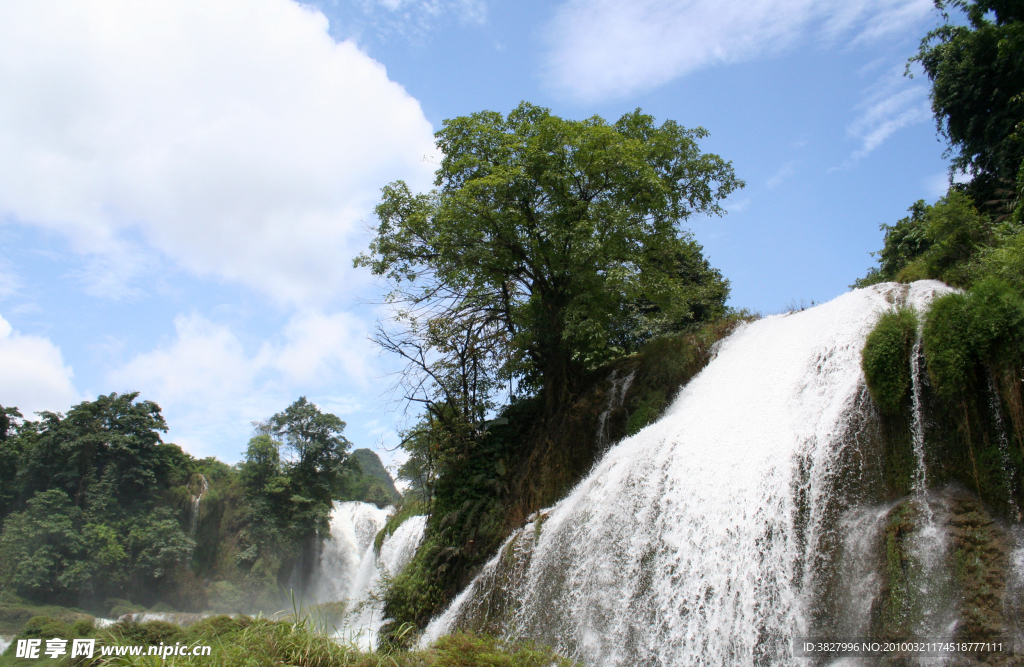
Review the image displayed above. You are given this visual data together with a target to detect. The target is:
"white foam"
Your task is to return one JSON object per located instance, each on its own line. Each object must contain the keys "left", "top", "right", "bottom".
{"left": 307, "top": 501, "right": 392, "bottom": 604}
{"left": 422, "top": 282, "right": 952, "bottom": 666}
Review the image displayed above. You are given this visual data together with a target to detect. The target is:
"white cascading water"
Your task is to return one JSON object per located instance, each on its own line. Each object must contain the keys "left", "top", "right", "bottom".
{"left": 188, "top": 474, "right": 209, "bottom": 536}
{"left": 827, "top": 503, "right": 895, "bottom": 640}
{"left": 909, "top": 336, "right": 929, "bottom": 503}
{"left": 308, "top": 501, "right": 392, "bottom": 604}
{"left": 335, "top": 515, "right": 428, "bottom": 649}
{"left": 986, "top": 372, "right": 1020, "bottom": 519}
{"left": 306, "top": 501, "right": 426, "bottom": 648}
{"left": 422, "top": 281, "right": 953, "bottom": 666}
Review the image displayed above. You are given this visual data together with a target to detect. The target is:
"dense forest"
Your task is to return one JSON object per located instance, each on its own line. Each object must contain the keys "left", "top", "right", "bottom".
{"left": 0, "top": 394, "right": 399, "bottom": 620}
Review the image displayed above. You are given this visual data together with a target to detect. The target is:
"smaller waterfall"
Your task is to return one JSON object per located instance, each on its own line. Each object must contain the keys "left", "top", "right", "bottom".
{"left": 596, "top": 369, "right": 636, "bottom": 449}
{"left": 336, "top": 515, "right": 427, "bottom": 649}
{"left": 306, "top": 502, "right": 426, "bottom": 649}
{"left": 905, "top": 497, "right": 953, "bottom": 643}
{"left": 829, "top": 504, "right": 894, "bottom": 639}
{"left": 187, "top": 474, "right": 209, "bottom": 536}
{"left": 987, "top": 373, "right": 1020, "bottom": 520}
{"left": 908, "top": 335, "right": 933, "bottom": 527}
{"left": 308, "top": 502, "right": 391, "bottom": 604}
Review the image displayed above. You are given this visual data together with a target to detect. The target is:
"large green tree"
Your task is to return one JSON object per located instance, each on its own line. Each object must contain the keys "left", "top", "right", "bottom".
{"left": 239, "top": 398, "right": 355, "bottom": 555}
{"left": 913, "top": 0, "right": 1024, "bottom": 203}
{"left": 0, "top": 394, "right": 195, "bottom": 605}
{"left": 9, "top": 392, "right": 182, "bottom": 513}
{"left": 358, "top": 102, "right": 740, "bottom": 413}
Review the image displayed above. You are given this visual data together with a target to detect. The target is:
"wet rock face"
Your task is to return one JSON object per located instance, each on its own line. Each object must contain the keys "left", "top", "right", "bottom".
{"left": 872, "top": 500, "right": 925, "bottom": 642}
{"left": 860, "top": 488, "right": 1021, "bottom": 667}
{"left": 948, "top": 495, "right": 1008, "bottom": 642}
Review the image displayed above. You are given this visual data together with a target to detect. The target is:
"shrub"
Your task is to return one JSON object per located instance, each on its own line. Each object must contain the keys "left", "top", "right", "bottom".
{"left": 429, "top": 632, "right": 577, "bottom": 667}
{"left": 923, "top": 279, "right": 1024, "bottom": 399}
{"left": 108, "top": 619, "right": 186, "bottom": 645}
{"left": 862, "top": 308, "right": 919, "bottom": 414}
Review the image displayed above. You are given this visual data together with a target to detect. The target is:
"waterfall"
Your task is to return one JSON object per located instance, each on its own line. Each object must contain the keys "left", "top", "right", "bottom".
{"left": 827, "top": 503, "right": 894, "bottom": 639}
{"left": 335, "top": 515, "right": 427, "bottom": 649}
{"left": 307, "top": 501, "right": 426, "bottom": 649}
{"left": 187, "top": 474, "right": 208, "bottom": 536}
{"left": 987, "top": 372, "right": 1020, "bottom": 520}
{"left": 596, "top": 369, "right": 637, "bottom": 449}
{"left": 307, "top": 501, "right": 391, "bottom": 604}
{"left": 421, "top": 281, "right": 953, "bottom": 667}
{"left": 909, "top": 337, "right": 929, "bottom": 502}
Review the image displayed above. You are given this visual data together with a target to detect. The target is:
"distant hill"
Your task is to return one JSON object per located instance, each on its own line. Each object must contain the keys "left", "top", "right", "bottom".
{"left": 349, "top": 448, "right": 401, "bottom": 507}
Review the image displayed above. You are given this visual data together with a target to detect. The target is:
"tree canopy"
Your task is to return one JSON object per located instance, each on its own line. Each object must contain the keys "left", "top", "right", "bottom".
{"left": 242, "top": 397, "right": 355, "bottom": 541}
{"left": 912, "top": 0, "right": 1024, "bottom": 203}
{"left": 357, "top": 102, "right": 740, "bottom": 414}
{"left": 858, "top": 0, "right": 1024, "bottom": 289}
{"left": 0, "top": 393, "right": 194, "bottom": 606}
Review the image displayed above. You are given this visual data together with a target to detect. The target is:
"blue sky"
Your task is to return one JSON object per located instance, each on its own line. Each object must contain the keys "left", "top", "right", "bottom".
{"left": 0, "top": 0, "right": 955, "bottom": 467}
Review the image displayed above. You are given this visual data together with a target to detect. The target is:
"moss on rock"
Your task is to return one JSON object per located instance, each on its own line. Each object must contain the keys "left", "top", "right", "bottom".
{"left": 863, "top": 308, "right": 919, "bottom": 415}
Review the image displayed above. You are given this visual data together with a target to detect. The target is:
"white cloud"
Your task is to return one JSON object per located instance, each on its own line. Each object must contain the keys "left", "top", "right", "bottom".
{"left": 339, "top": 0, "right": 487, "bottom": 42}
{"left": 0, "top": 0, "right": 438, "bottom": 305}
{"left": 846, "top": 67, "right": 931, "bottom": 161}
{"left": 543, "top": 0, "right": 934, "bottom": 100}
{"left": 108, "top": 310, "right": 379, "bottom": 457}
{"left": 0, "top": 314, "right": 81, "bottom": 416}
{"left": 765, "top": 160, "right": 800, "bottom": 190}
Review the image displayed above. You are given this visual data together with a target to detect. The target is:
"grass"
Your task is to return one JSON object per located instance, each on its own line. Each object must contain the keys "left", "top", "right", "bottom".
{"left": 0, "top": 613, "right": 578, "bottom": 667}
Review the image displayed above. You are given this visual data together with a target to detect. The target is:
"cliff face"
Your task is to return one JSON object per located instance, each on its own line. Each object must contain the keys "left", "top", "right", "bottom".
{"left": 349, "top": 448, "right": 401, "bottom": 507}
{"left": 402, "top": 284, "right": 1024, "bottom": 665}
{"left": 378, "top": 315, "right": 748, "bottom": 639}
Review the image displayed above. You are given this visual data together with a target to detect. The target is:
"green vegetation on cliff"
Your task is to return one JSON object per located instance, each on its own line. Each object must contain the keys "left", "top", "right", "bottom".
{"left": 354, "top": 102, "right": 746, "bottom": 642}
{"left": 855, "top": 0, "right": 1024, "bottom": 516}
{"left": 862, "top": 308, "right": 919, "bottom": 415}
{"left": 0, "top": 395, "right": 400, "bottom": 618}
{"left": 861, "top": 279, "right": 1024, "bottom": 513}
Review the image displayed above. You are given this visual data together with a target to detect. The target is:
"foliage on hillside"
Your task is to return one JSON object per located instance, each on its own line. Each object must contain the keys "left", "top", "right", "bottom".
{"left": 351, "top": 101, "right": 745, "bottom": 641}
{"left": 349, "top": 449, "right": 402, "bottom": 508}
{"left": 857, "top": 0, "right": 1023, "bottom": 293}
{"left": 378, "top": 315, "right": 750, "bottom": 641}
{"left": 0, "top": 396, "right": 400, "bottom": 618}
{"left": 911, "top": 0, "right": 1024, "bottom": 205}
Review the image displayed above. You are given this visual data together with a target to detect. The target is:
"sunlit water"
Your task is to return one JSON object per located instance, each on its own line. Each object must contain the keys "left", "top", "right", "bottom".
{"left": 308, "top": 501, "right": 425, "bottom": 649}
{"left": 422, "top": 282, "right": 952, "bottom": 666}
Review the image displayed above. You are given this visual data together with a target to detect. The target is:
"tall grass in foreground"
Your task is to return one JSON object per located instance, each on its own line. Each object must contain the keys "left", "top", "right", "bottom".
{"left": 1, "top": 612, "right": 578, "bottom": 667}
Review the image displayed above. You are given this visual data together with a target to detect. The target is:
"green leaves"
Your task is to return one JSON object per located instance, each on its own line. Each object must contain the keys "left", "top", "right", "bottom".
{"left": 0, "top": 394, "right": 199, "bottom": 605}
{"left": 855, "top": 191, "right": 995, "bottom": 289}
{"left": 359, "top": 102, "right": 739, "bottom": 412}
{"left": 862, "top": 308, "right": 919, "bottom": 414}
{"left": 913, "top": 0, "right": 1024, "bottom": 200}
{"left": 13, "top": 392, "right": 170, "bottom": 511}
{"left": 923, "top": 279, "right": 1024, "bottom": 399}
